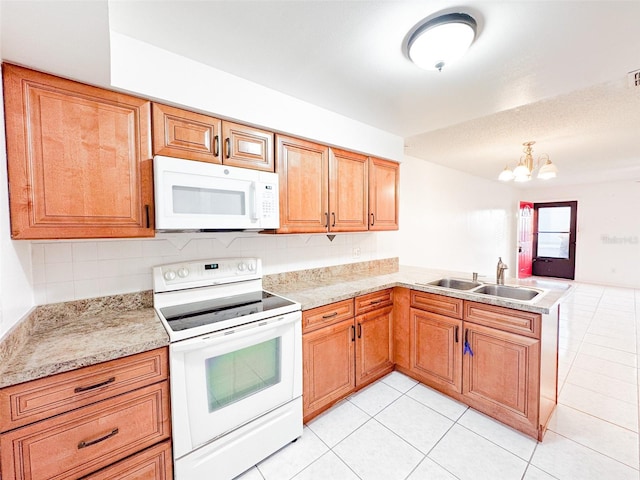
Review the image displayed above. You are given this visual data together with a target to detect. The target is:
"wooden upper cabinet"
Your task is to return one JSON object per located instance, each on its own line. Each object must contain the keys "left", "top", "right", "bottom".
{"left": 153, "top": 105, "right": 274, "bottom": 172}
{"left": 152, "top": 103, "right": 222, "bottom": 164}
{"left": 369, "top": 157, "right": 399, "bottom": 231}
{"left": 275, "top": 135, "right": 370, "bottom": 234}
{"left": 222, "top": 121, "right": 274, "bottom": 172}
{"left": 329, "top": 148, "right": 368, "bottom": 232}
{"left": 3, "top": 64, "right": 153, "bottom": 239}
{"left": 275, "top": 135, "right": 329, "bottom": 233}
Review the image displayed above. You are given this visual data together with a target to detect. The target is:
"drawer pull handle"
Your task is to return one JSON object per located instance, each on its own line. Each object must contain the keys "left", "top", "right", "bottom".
{"left": 74, "top": 377, "right": 116, "bottom": 393}
{"left": 322, "top": 312, "right": 338, "bottom": 319}
{"left": 78, "top": 428, "right": 119, "bottom": 449}
{"left": 370, "top": 300, "right": 381, "bottom": 305}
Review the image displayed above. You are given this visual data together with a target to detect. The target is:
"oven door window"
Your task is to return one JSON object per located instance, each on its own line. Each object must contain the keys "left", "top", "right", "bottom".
{"left": 174, "top": 316, "right": 299, "bottom": 452}
{"left": 205, "top": 337, "right": 281, "bottom": 412}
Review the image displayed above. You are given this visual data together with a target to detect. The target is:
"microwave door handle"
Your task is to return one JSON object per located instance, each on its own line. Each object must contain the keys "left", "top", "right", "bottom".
{"left": 251, "top": 182, "right": 259, "bottom": 221}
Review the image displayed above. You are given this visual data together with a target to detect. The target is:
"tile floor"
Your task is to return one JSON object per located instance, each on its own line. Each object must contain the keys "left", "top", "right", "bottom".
{"left": 237, "top": 282, "right": 640, "bottom": 480}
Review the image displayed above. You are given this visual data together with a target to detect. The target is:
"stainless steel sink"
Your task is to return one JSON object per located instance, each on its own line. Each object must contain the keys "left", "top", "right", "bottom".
{"left": 472, "top": 284, "right": 542, "bottom": 301}
{"left": 428, "top": 278, "right": 482, "bottom": 290}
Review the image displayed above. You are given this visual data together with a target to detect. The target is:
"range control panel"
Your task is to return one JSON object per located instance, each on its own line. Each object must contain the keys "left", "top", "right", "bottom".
{"left": 153, "top": 257, "right": 261, "bottom": 293}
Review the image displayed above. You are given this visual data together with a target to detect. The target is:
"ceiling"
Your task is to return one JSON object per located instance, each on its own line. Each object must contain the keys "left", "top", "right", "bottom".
{"left": 2, "top": 1, "right": 640, "bottom": 188}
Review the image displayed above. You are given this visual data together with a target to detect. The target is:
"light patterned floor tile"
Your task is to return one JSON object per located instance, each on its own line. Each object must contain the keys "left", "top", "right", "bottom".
{"left": 380, "top": 370, "right": 419, "bottom": 393}
{"left": 292, "top": 451, "right": 359, "bottom": 480}
{"left": 257, "top": 427, "right": 328, "bottom": 480}
{"left": 348, "top": 380, "right": 402, "bottom": 416}
{"left": 559, "top": 382, "right": 638, "bottom": 432}
{"left": 307, "top": 400, "right": 370, "bottom": 447}
{"left": 578, "top": 342, "right": 637, "bottom": 367}
{"left": 428, "top": 424, "right": 528, "bottom": 480}
{"left": 375, "top": 395, "right": 453, "bottom": 454}
{"left": 406, "top": 383, "right": 468, "bottom": 421}
{"left": 457, "top": 409, "right": 537, "bottom": 461}
{"left": 406, "top": 458, "right": 458, "bottom": 480}
{"left": 522, "top": 465, "right": 560, "bottom": 480}
{"left": 531, "top": 430, "right": 638, "bottom": 480}
{"left": 548, "top": 404, "right": 639, "bottom": 469}
{"left": 333, "top": 419, "right": 424, "bottom": 480}
{"left": 564, "top": 366, "right": 638, "bottom": 404}
{"left": 233, "top": 466, "right": 264, "bottom": 480}
{"left": 571, "top": 352, "right": 638, "bottom": 384}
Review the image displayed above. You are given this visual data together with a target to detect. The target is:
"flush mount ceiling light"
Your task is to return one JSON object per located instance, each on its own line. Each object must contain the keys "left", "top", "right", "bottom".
{"left": 498, "top": 141, "right": 559, "bottom": 182}
{"left": 407, "top": 12, "right": 477, "bottom": 71}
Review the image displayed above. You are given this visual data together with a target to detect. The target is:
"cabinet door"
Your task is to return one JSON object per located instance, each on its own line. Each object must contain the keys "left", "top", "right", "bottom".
{"left": 222, "top": 121, "right": 274, "bottom": 172}
{"left": 368, "top": 157, "right": 399, "bottom": 231}
{"left": 275, "top": 135, "right": 329, "bottom": 233}
{"left": 152, "top": 103, "right": 222, "bottom": 164}
{"left": 410, "top": 308, "right": 462, "bottom": 394}
{"left": 355, "top": 306, "right": 394, "bottom": 387}
{"left": 3, "top": 64, "right": 154, "bottom": 239}
{"left": 328, "top": 148, "right": 368, "bottom": 232}
{"left": 463, "top": 323, "right": 540, "bottom": 430}
{"left": 302, "top": 318, "right": 355, "bottom": 421}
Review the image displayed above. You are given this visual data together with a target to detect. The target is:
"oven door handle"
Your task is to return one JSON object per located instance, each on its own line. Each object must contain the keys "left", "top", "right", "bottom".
{"left": 169, "top": 312, "right": 301, "bottom": 354}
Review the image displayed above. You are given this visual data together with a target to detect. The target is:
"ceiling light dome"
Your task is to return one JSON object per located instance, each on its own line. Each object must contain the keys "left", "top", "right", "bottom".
{"left": 407, "top": 13, "right": 477, "bottom": 71}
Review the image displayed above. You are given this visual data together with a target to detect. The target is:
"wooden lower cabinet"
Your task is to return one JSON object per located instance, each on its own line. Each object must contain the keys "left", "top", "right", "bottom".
{"left": 356, "top": 305, "right": 394, "bottom": 386}
{"left": 463, "top": 323, "right": 540, "bottom": 432}
{"left": 303, "top": 317, "right": 356, "bottom": 421}
{"left": 302, "top": 292, "right": 394, "bottom": 422}
{"left": 410, "top": 308, "right": 462, "bottom": 394}
{"left": 0, "top": 348, "right": 172, "bottom": 479}
{"left": 407, "top": 291, "right": 557, "bottom": 440}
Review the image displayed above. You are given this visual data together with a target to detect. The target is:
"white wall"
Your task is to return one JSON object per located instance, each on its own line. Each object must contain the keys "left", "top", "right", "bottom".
{"left": 523, "top": 181, "right": 640, "bottom": 288}
{"left": 399, "top": 155, "right": 518, "bottom": 279}
{"left": 0, "top": 39, "right": 35, "bottom": 336}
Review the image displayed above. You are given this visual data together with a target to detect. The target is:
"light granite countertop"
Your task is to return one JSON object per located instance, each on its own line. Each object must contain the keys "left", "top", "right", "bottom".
{"left": 0, "top": 260, "right": 572, "bottom": 390}
{"left": 267, "top": 265, "right": 573, "bottom": 315}
{"left": 0, "top": 292, "right": 169, "bottom": 389}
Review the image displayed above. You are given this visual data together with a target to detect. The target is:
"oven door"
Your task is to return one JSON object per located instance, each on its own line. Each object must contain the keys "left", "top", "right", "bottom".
{"left": 169, "top": 311, "right": 302, "bottom": 458}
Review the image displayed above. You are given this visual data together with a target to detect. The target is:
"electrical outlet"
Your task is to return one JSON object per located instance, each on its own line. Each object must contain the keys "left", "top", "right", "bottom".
{"left": 628, "top": 69, "right": 640, "bottom": 88}
{"left": 352, "top": 247, "right": 361, "bottom": 258}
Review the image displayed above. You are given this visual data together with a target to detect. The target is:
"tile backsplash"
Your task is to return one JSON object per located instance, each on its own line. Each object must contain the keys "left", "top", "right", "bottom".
{"left": 32, "top": 231, "right": 400, "bottom": 305}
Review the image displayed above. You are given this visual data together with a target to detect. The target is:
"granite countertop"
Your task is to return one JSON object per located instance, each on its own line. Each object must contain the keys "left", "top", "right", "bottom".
{"left": 0, "top": 292, "right": 169, "bottom": 389}
{"left": 267, "top": 265, "right": 572, "bottom": 315}
{"left": 0, "top": 260, "right": 572, "bottom": 390}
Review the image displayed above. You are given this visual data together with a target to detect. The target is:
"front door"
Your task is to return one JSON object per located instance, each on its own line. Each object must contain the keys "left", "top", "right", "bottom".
{"left": 517, "top": 201, "right": 534, "bottom": 278}
{"left": 532, "top": 201, "right": 578, "bottom": 279}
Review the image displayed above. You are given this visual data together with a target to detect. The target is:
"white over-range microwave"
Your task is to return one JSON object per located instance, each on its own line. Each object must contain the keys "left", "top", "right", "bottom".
{"left": 154, "top": 156, "right": 280, "bottom": 231}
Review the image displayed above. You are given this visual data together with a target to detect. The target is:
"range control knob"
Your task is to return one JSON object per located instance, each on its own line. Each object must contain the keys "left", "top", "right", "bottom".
{"left": 163, "top": 270, "right": 176, "bottom": 281}
{"left": 247, "top": 262, "right": 256, "bottom": 272}
{"left": 238, "top": 262, "right": 246, "bottom": 272}
{"left": 177, "top": 267, "right": 190, "bottom": 278}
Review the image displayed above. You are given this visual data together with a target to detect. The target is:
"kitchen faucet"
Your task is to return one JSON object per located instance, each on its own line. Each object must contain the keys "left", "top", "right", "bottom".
{"left": 496, "top": 257, "right": 508, "bottom": 285}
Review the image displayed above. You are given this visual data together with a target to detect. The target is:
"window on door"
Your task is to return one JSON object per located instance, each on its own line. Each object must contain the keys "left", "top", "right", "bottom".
{"left": 532, "top": 201, "right": 578, "bottom": 280}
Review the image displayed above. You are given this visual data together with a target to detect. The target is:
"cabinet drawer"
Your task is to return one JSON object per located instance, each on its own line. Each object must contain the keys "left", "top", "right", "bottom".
{"left": 82, "top": 440, "right": 172, "bottom": 480}
{"left": 0, "top": 382, "right": 170, "bottom": 480}
{"left": 355, "top": 289, "right": 393, "bottom": 315}
{"left": 410, "top": 291, "right": 463, "bottom": 319}
{"left": 303, "top": 299, "right": 354, "bottom": 333}
{"left": 464, "top": 301, "right": 541, "bottom": 338}
{"left": 0, "top": 348, "right": 168, "bottom": 432}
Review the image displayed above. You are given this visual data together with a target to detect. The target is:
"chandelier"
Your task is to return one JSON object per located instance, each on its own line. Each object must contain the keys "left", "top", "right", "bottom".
{"left": 498, "top": 141, "right": 558, "bottom": 182}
